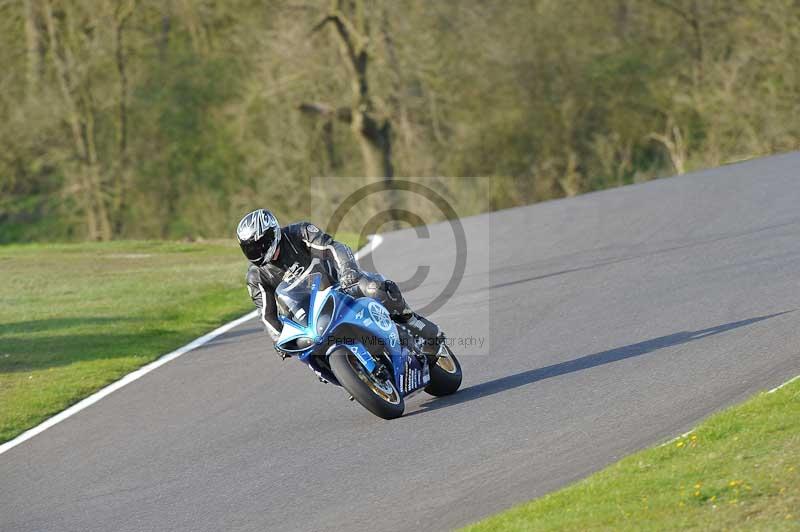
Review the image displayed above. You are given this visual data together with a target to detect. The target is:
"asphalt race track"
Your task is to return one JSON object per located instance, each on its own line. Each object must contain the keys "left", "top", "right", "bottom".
{"left": 2, "top": 153, "right": 800, "bottom": 532}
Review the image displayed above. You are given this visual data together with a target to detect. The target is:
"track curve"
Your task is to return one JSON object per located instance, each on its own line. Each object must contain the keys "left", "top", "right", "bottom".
{"left": 2, "top": 153, "right": 800, "bottom": 531}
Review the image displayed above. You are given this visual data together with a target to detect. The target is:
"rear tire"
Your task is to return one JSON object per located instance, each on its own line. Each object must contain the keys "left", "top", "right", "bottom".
{"left": 329, "top": 349, "right": 405, "bottom": 420}
{"left": 425, "top": 344, "right": 462, "bottom": 396}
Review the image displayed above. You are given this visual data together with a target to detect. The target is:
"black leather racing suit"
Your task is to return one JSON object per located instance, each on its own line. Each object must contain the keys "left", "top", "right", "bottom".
{"left": 246, "top": 222, "right": 439, "bottom": 349}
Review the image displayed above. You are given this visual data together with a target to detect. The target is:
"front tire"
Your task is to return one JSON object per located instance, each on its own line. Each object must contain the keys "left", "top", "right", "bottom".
{"left": 425, "top": 344, "right": 462, "bottom": 396}
{"left": 329, "top": 349, "right": 405, "bottom": 420}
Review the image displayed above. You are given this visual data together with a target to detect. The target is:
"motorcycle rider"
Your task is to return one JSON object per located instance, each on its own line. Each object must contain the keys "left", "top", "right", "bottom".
{"left": 237, "top": 209, "right": 441, "bottom": 356}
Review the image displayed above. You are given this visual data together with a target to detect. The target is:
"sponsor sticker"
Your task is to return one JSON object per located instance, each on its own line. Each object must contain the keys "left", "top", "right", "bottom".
{"left": 368, "top": 301, "right": 393, "bottom": 331}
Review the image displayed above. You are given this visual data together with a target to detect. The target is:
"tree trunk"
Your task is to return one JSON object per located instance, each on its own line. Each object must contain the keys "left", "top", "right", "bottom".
{"left": 24, "top": 0, "right": 44, "bottom": 93}
{"left": 652, "top": 0, "right": 705, "bottom": 87}
{"left": 303, "top": 1, "right": 400, "bottom": 227}
{"left": 159, "top": 1, "right": 171, "bottom": 61}
{"left": 112, "top": 1, "right": 136, "bottom": 236}
{"left": 352, "top": 111, "right": 393, "bottom": 179}
{"left": 307, "top": 0, "right": 395, "bottom": 181}
{"left": 648, "top": 117, "right": 687, "bottom": 175}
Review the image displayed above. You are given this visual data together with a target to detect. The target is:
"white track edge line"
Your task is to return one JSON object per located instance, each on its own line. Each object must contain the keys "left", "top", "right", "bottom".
{"left": 354, "top": 234, "right": 383, "bottom": 260}
{"left": 0, "top": 310, "right": 258, "bottom": 456}
{"left": 0, "top": 235, "right": 382, "bottom": 457}
{"left": 767, "top": 373, "right": 799, "bottom": 393}
{"left": 658, "top": 372, "right": 800, "bottom": 448}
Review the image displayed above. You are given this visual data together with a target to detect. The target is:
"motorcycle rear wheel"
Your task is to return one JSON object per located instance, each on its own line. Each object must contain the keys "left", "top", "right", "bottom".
{"left": 329, "top": 349, "right": 405, "bottom": 420}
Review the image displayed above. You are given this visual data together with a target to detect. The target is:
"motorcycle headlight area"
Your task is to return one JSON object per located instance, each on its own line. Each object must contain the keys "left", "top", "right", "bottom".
{"left": 277, "top": 295, "right": 335, "bottom": 353}
{"left": 279, "top": 336, "right": 314, "bottom": 352}
{"left": 315, "top": 296, "right": 335, "bottom": 336}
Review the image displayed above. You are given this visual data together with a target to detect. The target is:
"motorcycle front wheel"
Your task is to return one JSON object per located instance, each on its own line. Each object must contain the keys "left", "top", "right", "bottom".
{"left": 329, "top": 348, "right": 405, "bottom": 420}
{"left": 425, "top": 344, "right": 462, "bottom": 396}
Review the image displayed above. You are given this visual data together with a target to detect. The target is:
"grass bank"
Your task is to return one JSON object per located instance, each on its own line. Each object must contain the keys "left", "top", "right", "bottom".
{"left": 464, "top": 379, "right": 799, "bottom": 531}
{"left": 0, "top": 235, "right": 360, "bottom": 444}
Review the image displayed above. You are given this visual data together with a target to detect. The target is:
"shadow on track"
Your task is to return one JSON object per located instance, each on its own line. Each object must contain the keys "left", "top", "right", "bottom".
{"left": 410, "top": 311, "right": 793, "bottom": 416}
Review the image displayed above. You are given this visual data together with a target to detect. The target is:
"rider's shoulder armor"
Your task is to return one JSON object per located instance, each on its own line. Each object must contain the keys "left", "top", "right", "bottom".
{"left": 284, "top": 221, "right": 330, "bottom": 248}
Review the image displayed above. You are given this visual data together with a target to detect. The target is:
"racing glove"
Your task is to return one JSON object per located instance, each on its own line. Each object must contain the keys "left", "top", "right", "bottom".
{"left": 338, "top": 268, "right": 361, "bottom": 291}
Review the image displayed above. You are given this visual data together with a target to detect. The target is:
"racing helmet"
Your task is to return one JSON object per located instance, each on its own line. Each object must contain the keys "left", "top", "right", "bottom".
{"left": 237, "top": 209, "right": 281, "bottom": 266}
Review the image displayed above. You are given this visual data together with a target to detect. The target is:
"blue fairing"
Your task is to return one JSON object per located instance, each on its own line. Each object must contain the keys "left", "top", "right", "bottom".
{"left": 331, "top": 293, "right": 405, "bottom": 383}
{"left": 274, "top": 272, "right": 418, "bottom": 396}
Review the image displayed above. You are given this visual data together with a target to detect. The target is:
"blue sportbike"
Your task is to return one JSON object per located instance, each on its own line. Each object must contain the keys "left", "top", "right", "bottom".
{"left": 273, "top": 260, "right": 462, "bottom": 419}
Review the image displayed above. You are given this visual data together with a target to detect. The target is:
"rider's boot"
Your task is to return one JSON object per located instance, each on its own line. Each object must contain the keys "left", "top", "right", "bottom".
{"left": 394, "top": 311, "right": 442, "bottom": 355}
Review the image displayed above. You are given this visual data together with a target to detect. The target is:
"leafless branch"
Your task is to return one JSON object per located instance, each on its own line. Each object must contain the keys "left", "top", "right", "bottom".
{"left": 298, "top": 102, "right": 352, "bottom": 123}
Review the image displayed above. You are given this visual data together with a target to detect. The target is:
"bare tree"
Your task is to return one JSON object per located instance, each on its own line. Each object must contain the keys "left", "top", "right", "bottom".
{"left": 652, "top": 0, "right": 706, "bottom": 87}
{"left": 111, "top": 0, "right": 136, "bottom": 234}
{"left": 42, "top": 0, "right": 112, "bottom": 240}
{"left": 648, "top": 116, "right": 687, "bottom": 175}
{"left": 24, "top": 0, "right": 46, "bottom": 93}
{"left": 301, "top": 0, "right": 393, "bottom": 180}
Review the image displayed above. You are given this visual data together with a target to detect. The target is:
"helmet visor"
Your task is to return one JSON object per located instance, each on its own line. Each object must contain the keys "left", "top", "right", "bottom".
{"left": 240, "top": 227, "right": 277, "bottom": 263}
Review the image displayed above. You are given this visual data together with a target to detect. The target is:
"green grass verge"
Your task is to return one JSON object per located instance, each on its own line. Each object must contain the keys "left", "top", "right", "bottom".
{"left": 464, "top": 380, "right": 800, "bottom": 531}
{"left": 0, "top": 234, "right": 361, "bottom": 444}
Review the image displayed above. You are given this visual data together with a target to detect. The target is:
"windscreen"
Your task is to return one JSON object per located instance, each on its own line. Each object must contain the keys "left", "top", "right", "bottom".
{"left": 274, "top": 260, "right": 332, "bottom": 326}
